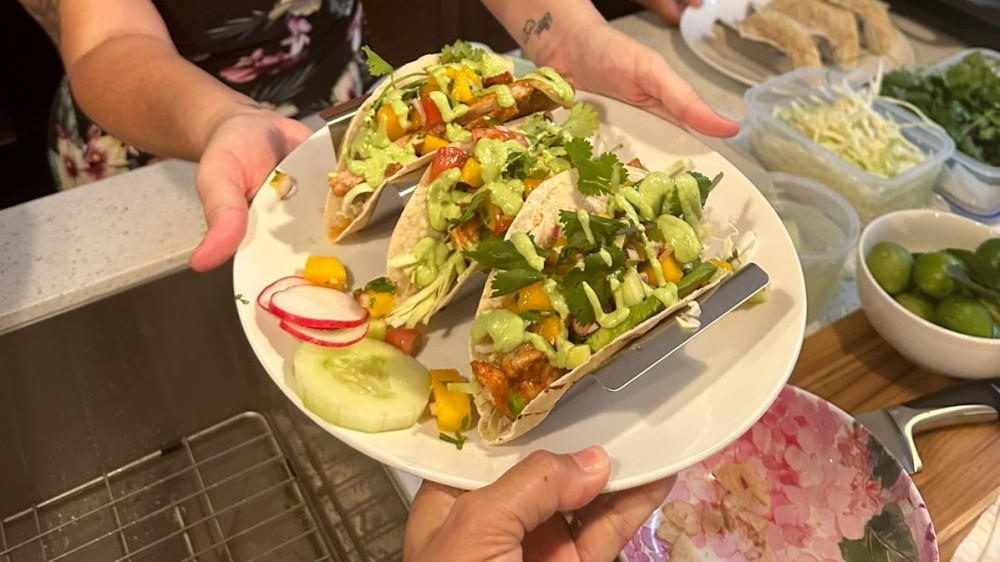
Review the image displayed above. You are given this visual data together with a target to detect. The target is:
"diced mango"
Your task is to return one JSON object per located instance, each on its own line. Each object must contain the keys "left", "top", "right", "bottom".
{"left": 711, "top": 258, "right": 734, "bottom": 274}
{"left": 303, "top": 256, "right": 347, "bottom": 290}
{"left": 523, "top": 176, "right": 547, "bottom": 196}
{"left": 460, "top": 157, "right": 484, "bottom": 187}
{"left": 517, "top": 282, "right": 552, "bottom": 312}
{"left": 461, "top": 64, "right": 482, "bottom": 87}
{"left": 419, "top": 81, "right": 440, "bottom": 96}
{"left": 328, "top": 216, "right": 352, "bottom": 240}
{"left": 659, "top": 254, "right": 684, "bottom": 284}
{"left": 365, "top": 291, "right": 395, "bottom": 319}
{"left": 531, "top": 316, "right": 563, "bottom": 345}
{"left": 430, "top": 369, "right": 473, "bottom": 433}
{"left": 502, "top": 294, "right": 519, "bottom": 312}
{"left": 376, "top": 105, "right": 405, "bottom": 141}
{"left": 451, "top": 75, "right": 474, "bottom": 104}
{"left": 421, "top": 135, "right": 449, "bottom": 155}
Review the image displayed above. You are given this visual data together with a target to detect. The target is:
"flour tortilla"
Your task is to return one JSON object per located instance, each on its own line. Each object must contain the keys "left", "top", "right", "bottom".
{"left": 738, "top": 11, "right": 822, "bottom": 69}
{"left": 469, "top": 170, "right": 732, "bottom": 445}
{"left": 325, "top": 56, "right": 572, "bottom": 244}
{"left": 764, "top": 0, "right": 860, "bottom": 67}
{"left": 822, "top": 0, "right": 894, "bottom": 54}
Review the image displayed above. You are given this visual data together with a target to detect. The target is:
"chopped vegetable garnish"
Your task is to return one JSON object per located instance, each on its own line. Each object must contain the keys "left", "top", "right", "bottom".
{"left": 439, "top": 431, "right": 468, "bottom": 450}
{"left": 361, "top": 45, "right": 392, "bottom": 77}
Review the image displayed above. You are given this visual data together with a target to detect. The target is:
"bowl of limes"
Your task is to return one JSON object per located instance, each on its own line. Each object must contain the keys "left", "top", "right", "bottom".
{"left": 857, "top": 209, "right": 1000, "bottom": 378}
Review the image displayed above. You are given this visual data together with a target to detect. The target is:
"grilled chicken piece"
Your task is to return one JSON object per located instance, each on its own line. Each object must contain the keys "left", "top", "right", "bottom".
{"left": 473, "top": 343, "right": 569, "bottom": 419}
{"left": 457, "top": 79, "right": 566, "bottom": 129}
{"left": 449, "top": 217, "right": 481, "bottom": 251}
{"left": 329, "top": 171, "right": 364, "bottom": 197}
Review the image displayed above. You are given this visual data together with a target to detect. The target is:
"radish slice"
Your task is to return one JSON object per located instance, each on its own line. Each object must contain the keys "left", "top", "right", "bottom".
{"left": 279, "top": 320, "right": 369, "bottom": 348}
{"left": 269, "top": 284, "right": 368, "bottom": 329}
{"left": 258, "top": 276, "right": 312, "bottom": 311}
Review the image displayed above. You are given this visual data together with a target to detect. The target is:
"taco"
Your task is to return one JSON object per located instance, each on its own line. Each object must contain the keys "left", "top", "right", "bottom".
{"left": 466, "top": 149, "right": 741, "bottom": 444}
{"left": 324, "top": 41, "right": 575, "bottom": 243}
{"left": 382, "top": 104, "right": 600, "bottom": 329}
{"left": 822, "top": 0, "right": 894, "bottom": 55}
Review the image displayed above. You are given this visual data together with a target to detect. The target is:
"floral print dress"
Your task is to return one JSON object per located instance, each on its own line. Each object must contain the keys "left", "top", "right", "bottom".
{"left": 51, "top": 0, "right": 374, "bottom": 190}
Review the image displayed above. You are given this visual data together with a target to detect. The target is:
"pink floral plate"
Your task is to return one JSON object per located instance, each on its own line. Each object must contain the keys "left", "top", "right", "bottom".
{"left": 623, "top": 385, "right": 938, "bottom": 562}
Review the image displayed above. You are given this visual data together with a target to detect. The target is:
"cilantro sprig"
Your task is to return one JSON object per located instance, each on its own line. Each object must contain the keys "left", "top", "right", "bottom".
{"left": 463, "top": 236, "right": 550, "bottom": 297}
{"left": 361, "top": 45, "right": 392, "bottom": 77}
{"left": 439, "top": 431, "right": 467, "bottom": 450}
{"left": 564, "top": 138, "right": 625, "bottom": 196}
{"left": 363, "top": 277, "right": 398, "bottom": 295}
{"left": 440, "top": 40, "right": 485, "bottom": 64}
{"left": 558, "top": 210, "right": 631, "bottom": 250}
{"left": 561, "top": 102, "right": 600, "bottom": 139}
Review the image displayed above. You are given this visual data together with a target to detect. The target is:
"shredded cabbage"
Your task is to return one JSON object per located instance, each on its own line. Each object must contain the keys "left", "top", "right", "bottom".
{"left": 772, "top": 77, "right": 926, "bottom": 179}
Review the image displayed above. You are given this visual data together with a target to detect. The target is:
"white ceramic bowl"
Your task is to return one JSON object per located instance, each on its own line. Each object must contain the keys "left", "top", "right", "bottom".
{"left": 857, "top": 210, "right": 1000, "bottom": 379}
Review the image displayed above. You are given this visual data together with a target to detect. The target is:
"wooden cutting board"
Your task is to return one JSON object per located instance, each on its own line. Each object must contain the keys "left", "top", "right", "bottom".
{"left": 790, "top": 311, "right": 1000, "bottom": 561}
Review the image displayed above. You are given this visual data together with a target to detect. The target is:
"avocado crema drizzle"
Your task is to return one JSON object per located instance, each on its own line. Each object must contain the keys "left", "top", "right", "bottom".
{"left": 385, "top": 106, "right": 597, "bottom": 328}
{"left": 468, "top": 158, "right": 728, "bottom": 417}
{"left": 334, "top": 47, "right": 574, "bottom": 221}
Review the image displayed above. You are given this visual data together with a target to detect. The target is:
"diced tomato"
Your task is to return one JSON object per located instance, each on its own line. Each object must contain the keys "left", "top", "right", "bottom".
{"left": 484, "top": 72, "right": 513, "bottom": 87}
{"left": 492, "top": 214, "right": 513, "bottom": 236}
{"left": 472, "top": 128, "right": 529, "bottom": 147}
{"left": 385, "top": 328, "right": 423, "bottom": 356}
{"left": 420, "top": 94, "right": 443, "bottom": 130}
{"left": 429, "top": 146, "right": 469, "bottom": 181}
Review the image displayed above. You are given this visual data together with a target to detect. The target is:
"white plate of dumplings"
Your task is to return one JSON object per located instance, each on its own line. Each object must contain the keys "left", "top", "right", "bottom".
{"left": 680, "top": 0, "right": 916, "bottom": 86}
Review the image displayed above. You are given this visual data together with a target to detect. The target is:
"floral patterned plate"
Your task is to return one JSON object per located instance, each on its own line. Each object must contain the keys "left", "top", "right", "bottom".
{"left": 623, "top": 385, "right": 938, "bottom": 562}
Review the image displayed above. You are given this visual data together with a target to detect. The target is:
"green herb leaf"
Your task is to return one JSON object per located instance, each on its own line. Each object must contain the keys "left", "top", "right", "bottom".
{"left": 460, "top": 415, "right": 471, "bottom": 431}
{"left": 440, "top": 40, "right": 485, "bottom": 64}
{"left": 361, "top": 45, "right": 393, "bottom": 77}
{"left": 455, "top": 191, "right": 487, "bottom": 226}
{"left": 363, "top": 277, "right": 398, "bottom": 295}
{"left": 463, "top": 236, "right": 549, "bottom": 271}
{"left": 559, "top": 210, "right": 631, "bottom": 250}
{"left": 518, "top": 310, "right": 547, "bottom": 323}
{"left": 561, "top": 102, "right": 600, "bottom": 139}
{"left": 234, "top": 293, "right": 250, "bottom": 305}
{"left": 564, "top": 138, "right": 623, "bottom": 196}
{"left": 438, "top": 431, "right": 467, "bottom": 450}
{"left": 491, "top": 269, "right": 546, "bottom": 297}
{"left": 507, "top": 392, "right": 527, "bottom": 417}
{"left": 562, "top": 269, "right": 611, "bottom": 326}
{"left": 838, "top": 504, "right": 920, "bottom": 562}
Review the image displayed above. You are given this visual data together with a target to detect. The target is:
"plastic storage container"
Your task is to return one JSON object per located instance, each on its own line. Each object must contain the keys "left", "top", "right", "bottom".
{"left": 744, "top": 68, "right": 955, "bottom": 225}
{"left": 920, "top": 49, "right": 1000, "bottom": 219}
{"left": 757, "top": 173, "right": 860, "bottom": 323}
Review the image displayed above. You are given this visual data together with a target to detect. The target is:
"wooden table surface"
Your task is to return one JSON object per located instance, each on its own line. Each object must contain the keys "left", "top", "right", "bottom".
{"left": 789, "top": 311, "right": 1000, "bottom": 561}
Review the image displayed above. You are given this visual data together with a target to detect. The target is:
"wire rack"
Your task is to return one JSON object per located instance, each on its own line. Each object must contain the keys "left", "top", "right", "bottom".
{"left": 0, "top": 411, "right": 406, "bottom": 562}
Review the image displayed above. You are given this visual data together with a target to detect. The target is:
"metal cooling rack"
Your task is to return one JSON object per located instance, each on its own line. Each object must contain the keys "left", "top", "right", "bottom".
{"left": 0, "top": 412, "right": 368, "bottom": 562}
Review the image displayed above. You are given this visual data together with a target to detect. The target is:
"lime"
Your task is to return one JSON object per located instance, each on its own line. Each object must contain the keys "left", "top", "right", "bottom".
{"left": 913, "top": 251, "right": 964, "bottom": 299}
{"left": 866, "top": 241, "right": 913, "bottom": 295}
{"left": 894, "top": 291, "right": 935, "bottom": 322}
{"left": 935, "top": 296, "right": 994, "bottom": 338}
{"left": 976, "top": 237, "right": 1000, "bottom": 270}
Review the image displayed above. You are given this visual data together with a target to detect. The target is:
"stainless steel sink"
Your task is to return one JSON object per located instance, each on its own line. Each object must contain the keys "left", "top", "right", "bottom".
{"left": 0, "top": 264, "right": 408, "bottom": 561}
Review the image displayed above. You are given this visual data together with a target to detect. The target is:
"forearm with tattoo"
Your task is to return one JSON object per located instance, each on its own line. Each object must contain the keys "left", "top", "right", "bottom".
{"left": 18, "top": 0, "right": 61, "bottom": 45}
{"left": 521, "top": 11, "right": 553, "bottom": 44}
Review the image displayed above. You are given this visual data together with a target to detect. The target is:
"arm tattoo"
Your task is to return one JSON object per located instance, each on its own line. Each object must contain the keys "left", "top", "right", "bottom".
{"left": 521, "top": 11, "right": 552, "bottom": 44}
{"left": 18, "top": 0, "right": 61, "bottom": 45}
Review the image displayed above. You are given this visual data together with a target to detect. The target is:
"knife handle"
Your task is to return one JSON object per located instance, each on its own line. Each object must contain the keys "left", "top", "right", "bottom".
{"left": 904, "top": 379, "right": 1000, "bottom": 414}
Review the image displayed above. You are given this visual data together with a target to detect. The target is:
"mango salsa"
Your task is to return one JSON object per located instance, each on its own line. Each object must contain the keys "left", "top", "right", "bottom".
{"left": 517, "top": 282, "right": 552, "bottom": 312}
{"left": 303, "top": 256, "right": 347, "bottom": 290}
{"left": 430, "top": 369, "right": 472, "bottom": 433}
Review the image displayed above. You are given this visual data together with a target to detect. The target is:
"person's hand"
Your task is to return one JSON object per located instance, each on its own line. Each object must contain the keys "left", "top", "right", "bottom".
{"left": 404, "top": 447, "right": 675, "bottom": 561}
{"left": 630, "top": 0, "right": 702, "bottom": 27}
{"left": 189, "top": 107, "right": 312, "bottom": 271}
{"left": 535, "top": 17, "right": 738, "bottom": 138}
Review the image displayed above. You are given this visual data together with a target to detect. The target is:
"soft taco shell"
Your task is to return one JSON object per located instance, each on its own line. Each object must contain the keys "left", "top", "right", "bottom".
{"left": 469, "top": 171, "right": 731, "bottom": 445}
{"left": 738, "top": 11, "right": 822, "bottom": 69}
{"left": 325, "top": 59, "right": 573, "bottom": 244}
{"left": 383, "top": 158, "right": 480, "bottom": 319}
{"left": 764, "top": 0, "right": 859, "bottom": 67}
{"left": 822, "top": 0, "right": 894, "bottom": 54}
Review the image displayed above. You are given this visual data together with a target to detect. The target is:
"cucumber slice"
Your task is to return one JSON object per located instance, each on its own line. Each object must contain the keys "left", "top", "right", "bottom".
{"left": 294, "top": 339, "right": 431, "bottom": 433}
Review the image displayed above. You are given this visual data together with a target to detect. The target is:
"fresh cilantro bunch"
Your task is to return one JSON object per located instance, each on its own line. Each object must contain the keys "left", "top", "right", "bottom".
{"left": 440, "top": 40, "right": 485, "bottom": 64}
{"left": 882, "top": 52, "right": 1000, "bottom": 166}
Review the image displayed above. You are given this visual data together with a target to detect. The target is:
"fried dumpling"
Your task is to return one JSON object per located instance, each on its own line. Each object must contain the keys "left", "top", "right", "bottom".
{"left": 738, "top": 11, "right": 822, "bottom": 69}
{"left": 823, "top": 0, "right": 894, "bottom": 54}
{"left": 765, "top": 0, "right": 860, "bottom": 67}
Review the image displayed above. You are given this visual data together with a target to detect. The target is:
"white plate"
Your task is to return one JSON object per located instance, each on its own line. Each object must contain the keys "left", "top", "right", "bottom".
{"left": 233, "top": 92, "right": 807, "bottom": 492}
{"left": 679, "top": 0, "right": 916, "bottom": 87}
